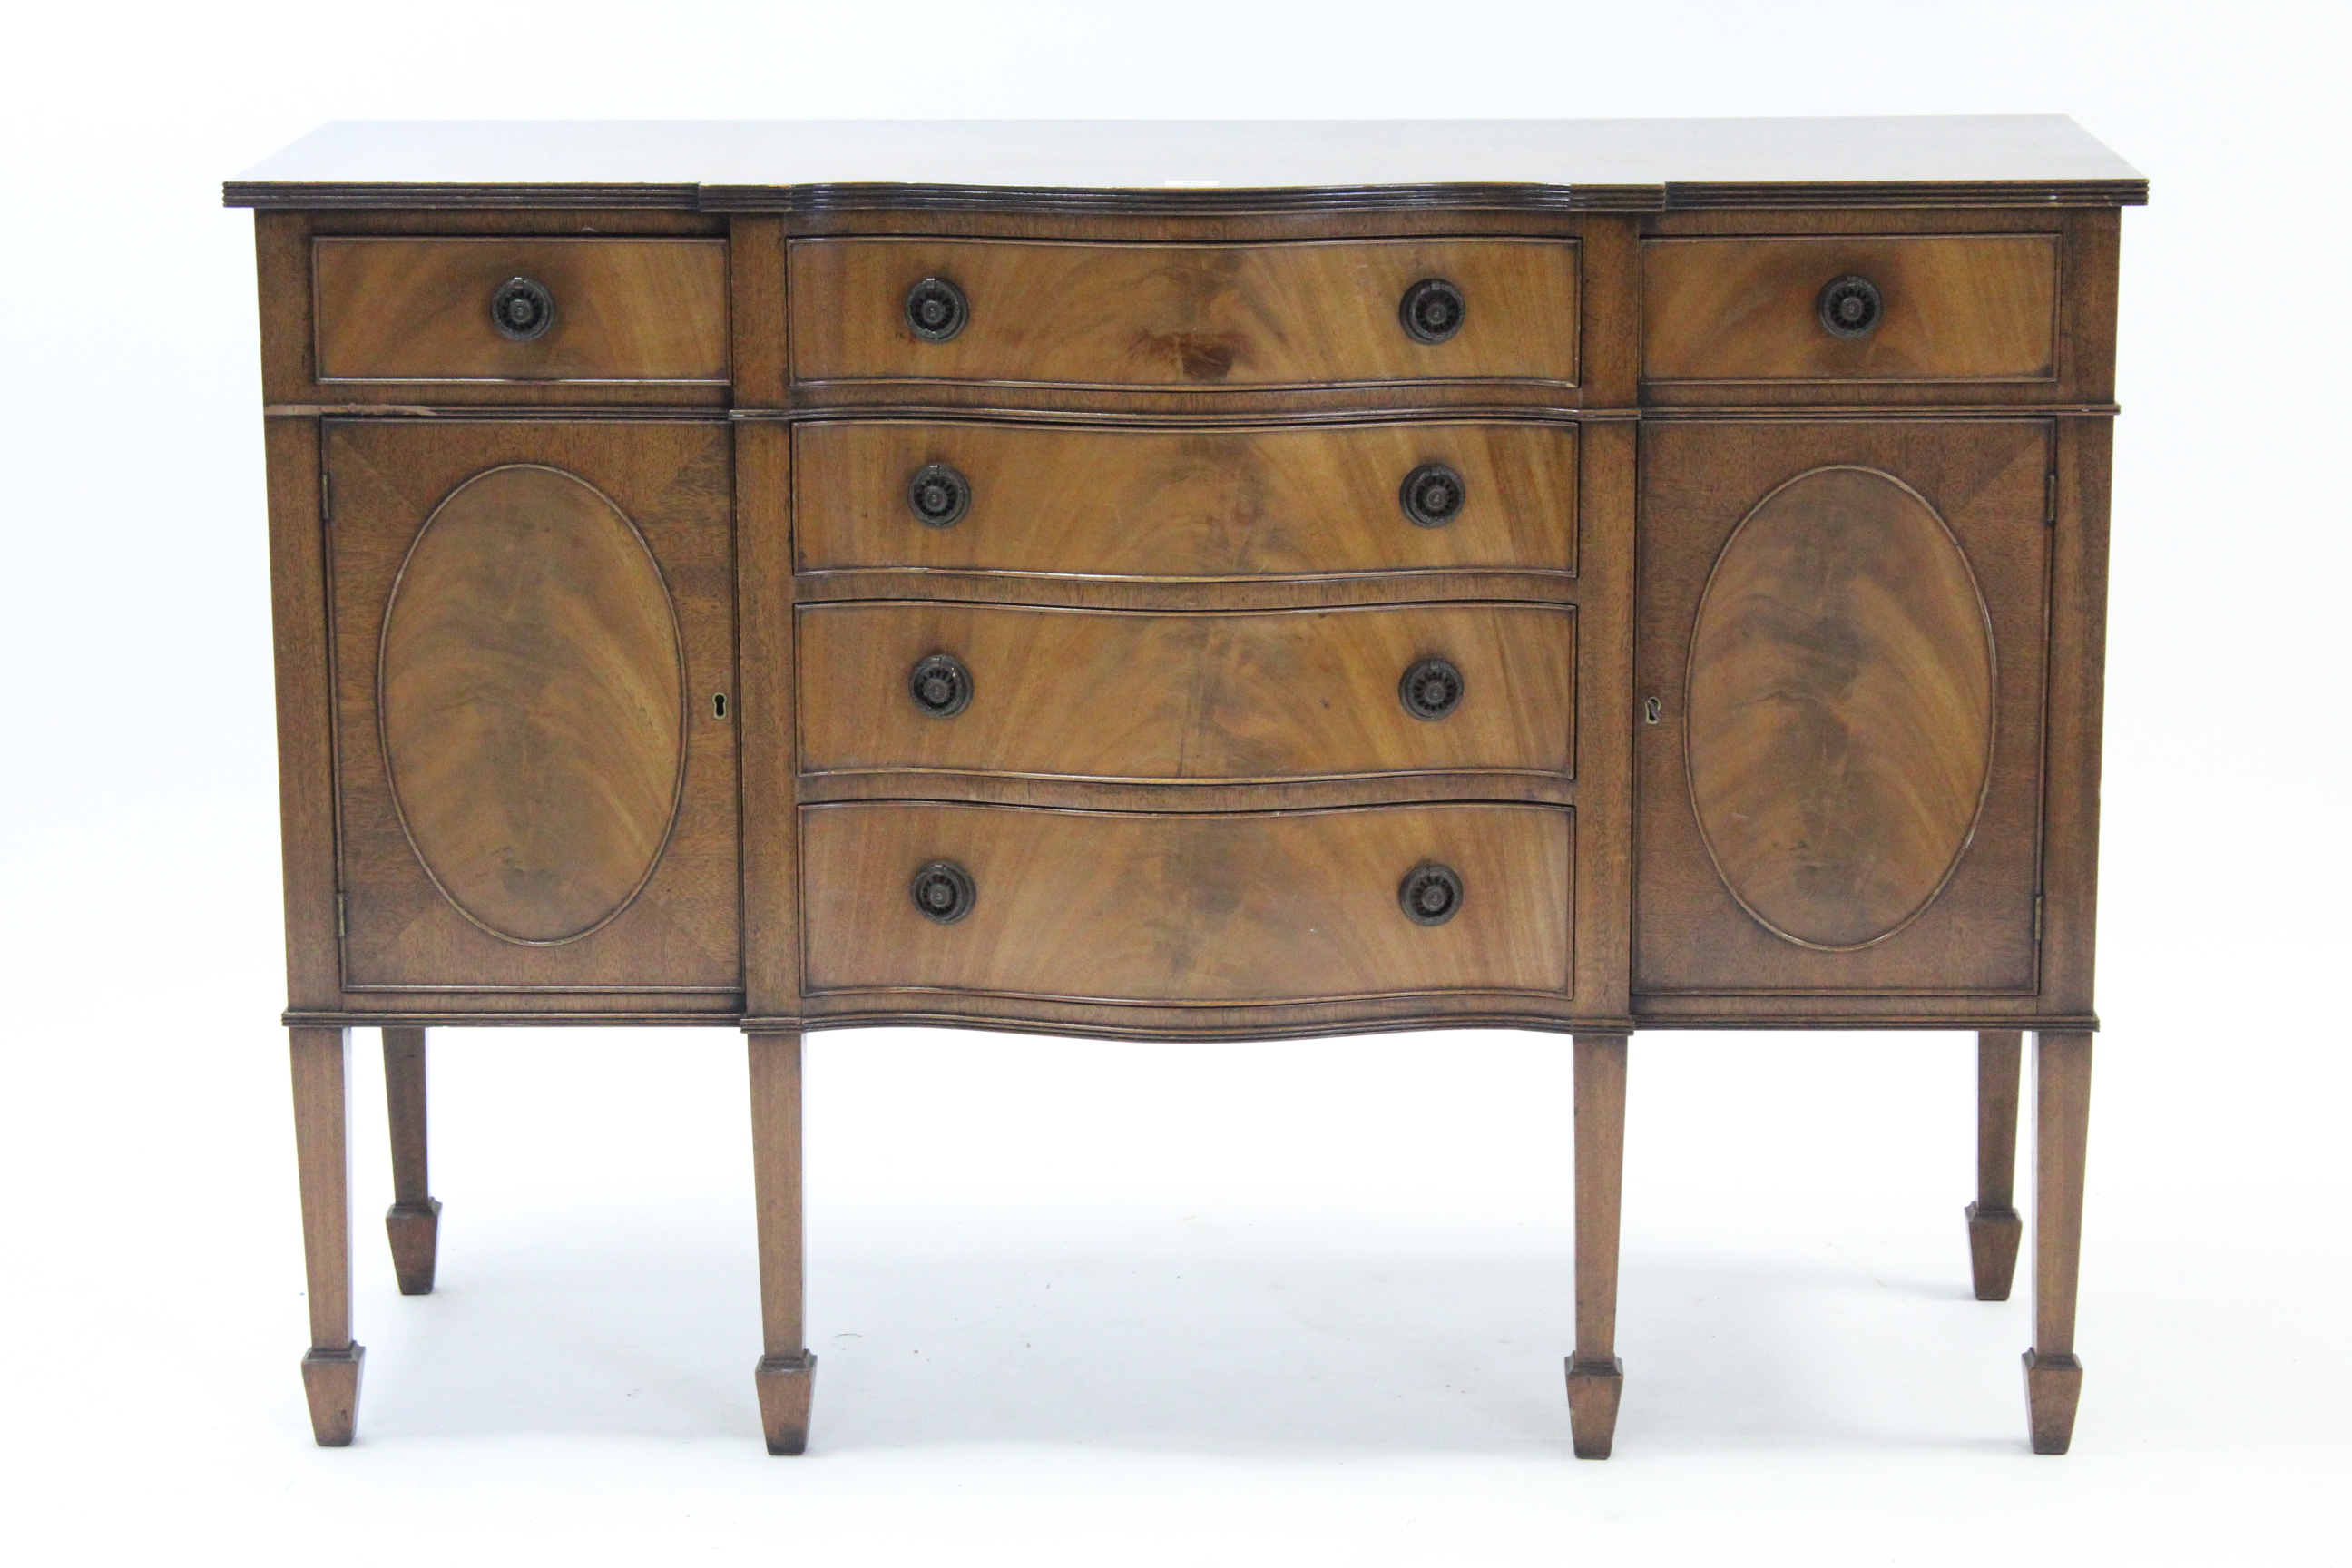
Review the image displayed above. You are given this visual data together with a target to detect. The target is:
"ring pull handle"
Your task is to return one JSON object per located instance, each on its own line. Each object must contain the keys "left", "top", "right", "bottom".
{"left": 1399, "top": 657, "right": 1465, "bottom": 721}
{"left": 911, "top": 860, "right": 976, "bottom": 924}
{"left": 908, "top": 653, "right": 973, "bottom": 718}
{"left": 1399, "top": 863, "right": 1465, "bottom": 926}
{"left": 1399, "top": 278, "right": 1466, "bottom": 343}
{"left": 906, "top": 463, "right": 972, "bottom": 527}
{"left": 1817, "top": 275, "right": 1883, "bottom": 338}
{"left": 490, "top": 276, "right": 554, "bottom": 342}
{"left": 1399, "top": 463, "right": 1466, "bottom": 527}
{"left": 905, "top": 276, "right": 969, "bottom": 342}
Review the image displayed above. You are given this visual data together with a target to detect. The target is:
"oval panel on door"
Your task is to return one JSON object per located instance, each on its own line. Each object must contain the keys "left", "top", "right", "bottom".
{"left": 380, "top": 463, "right": 686, "bottom": 944}
{"left": 1684, "top": 465, "right": 1994, "bottom": 950}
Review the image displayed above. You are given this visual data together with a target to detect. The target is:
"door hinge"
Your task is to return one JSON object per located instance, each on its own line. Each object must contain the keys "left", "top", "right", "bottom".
{"left": 2044, "top": 470, "right": 2058, "bottom": 526}
{"left": 336, "top": 891, "right": 348, "bottom": 939}
{"left": 320, "top": 472, "right": 334, "bottom": 525}
{"left": 2033, "top": 894, "right": 2044, "bottom": 942}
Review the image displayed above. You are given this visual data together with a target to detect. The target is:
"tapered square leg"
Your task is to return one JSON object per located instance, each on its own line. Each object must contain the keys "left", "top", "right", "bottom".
{"left": 1566, "top": 1034, "right": 1630, "bottom": 1459}
{"left": 291, "top": 1026, "right": 365, "bottom": 1446}
{"left": 749, "top": 1031, "right": 817, "bottom": 1455}
{"left": 1966, "top": 1030, "right": 2024, "bottom": 1301}
{"left": 382, "top": 1027, "right": 442, "bottom": 1296}
{"left": 2024, "top": 1030, "right": 2093, "bottom": 1454}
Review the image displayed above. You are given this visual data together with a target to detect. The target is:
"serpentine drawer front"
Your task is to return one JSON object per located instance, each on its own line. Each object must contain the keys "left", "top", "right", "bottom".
{"left": 799, "top": 801, "right": 1573, "bottom": 1002}
{"left": 231, "top": 118, "right": 2140, "bottom": 1461}
{"left": 791, "top": 418, "right": 1579, "bottom": 579}
{"left": 795, "top": 602, "right": 1575, "bottom": 781}
{"left": 788, "top": 237, "right": 1581, "bottom": 386}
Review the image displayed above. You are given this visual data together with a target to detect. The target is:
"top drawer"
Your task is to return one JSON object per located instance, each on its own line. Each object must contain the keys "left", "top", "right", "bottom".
{"left": 313, "top": 239, "right": 730, "bottom": 383}
{"left": 1642, "top": 235, "right": 2057, "bottom": 385}
{"left": 788, "top": 238, "right": 1580, "bottom": 387}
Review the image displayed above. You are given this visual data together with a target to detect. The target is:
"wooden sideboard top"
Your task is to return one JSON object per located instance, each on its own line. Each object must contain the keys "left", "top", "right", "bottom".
{"left": 223, "top": 116, "right": 2145, "bottom": 212}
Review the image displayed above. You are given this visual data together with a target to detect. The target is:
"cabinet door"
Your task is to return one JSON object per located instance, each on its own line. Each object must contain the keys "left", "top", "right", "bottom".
{"left": 324, "top": 419, "right": 738, "bottom": 995}
{"left": 1635, "top": 420, "right": 2051, "bottom": 997}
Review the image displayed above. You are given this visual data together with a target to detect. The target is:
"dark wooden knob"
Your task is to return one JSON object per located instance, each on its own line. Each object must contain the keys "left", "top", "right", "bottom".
{"left": 908, "top": 653, "right": 973, "bottom": 718}
{"left": 1399, "top": 863, "right": 1464, "bottom": 926}
{"left": 1399, "top": 463, "right": 1466, "bottom": 527}
{"left": 490, "top": 276, "right": 554, "bottom": 341}
{"left": 905, "top": 277, "right": 968, "bottom": 342}
{"left": 1399, "top": 278, "right": 1466, "bottom": 343}
{"left": 906, "top": 463, "right": 971, "bottom": 527}
{"left": 1399, "top": 657, "right": 1464, "bottom": 721}
{"left": 911, "top": 860, "right": 976, "bottom": 924}
{"left": 1818, "top": 274, "right": 1883, "bottom": 338}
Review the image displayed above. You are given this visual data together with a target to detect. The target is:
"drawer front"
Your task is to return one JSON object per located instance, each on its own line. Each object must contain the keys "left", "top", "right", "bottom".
{"left": 801, "top": 801, "right": 1573, "bottom": 1001}
{"left": 798, "top": 603, "right": 1575, "bottom": 780}
{"left": 789, "top": 238, "right": 1579, "bottom": 387}
{"left": 1642, "top": 236, "right": 2057, "bottom": 383}
{"left": 794, "top": 419, "right": 1577, "bottom": 579}
{"left": 314, "top": 239, "right": 730, "bottom": 382}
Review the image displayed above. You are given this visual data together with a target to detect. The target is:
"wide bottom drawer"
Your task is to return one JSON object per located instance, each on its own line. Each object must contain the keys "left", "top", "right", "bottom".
{"left": 800, "top": 801, "right": 1573, "bottom": 1004}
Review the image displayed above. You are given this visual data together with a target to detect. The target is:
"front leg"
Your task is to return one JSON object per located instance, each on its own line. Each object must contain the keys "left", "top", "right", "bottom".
{"left": 2024, "top": 1029, "right": 2093, "bottom": 1454}
{"left": 1565, "top": 1034, "right": 1629, "bottom": 1458}
{"left": 291, "top": 1026, "right": 364, "bottom": 1446}
{"left": 749, "top": 1031, "right": 817, "bottom": 1454}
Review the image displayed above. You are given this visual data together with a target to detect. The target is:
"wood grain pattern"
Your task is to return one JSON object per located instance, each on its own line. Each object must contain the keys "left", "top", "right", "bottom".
{"left": 1634, "top": 420, "right": 2050, "bottom": 996}
{"left": 789, "top": 237, "right": 1579, "bottom": 387}
{"left": 314, "top": 238, "right": 729, "bottom": 382}
{"left": 1685, "top": 466, "right": 1994, "bottom": 950}
{"left": 328, "top": 419, "right": 740, "bottom": 995}
{"left": 792, "top": 418, "right": 1577, "bottom": 580}
{"left": 381, "top": 464, "right": 687, "bottom": 945}
{"left": 799, "top": 802, "right": 1573, "bottom": 1003}
{"left": 1642, "top": 235, "right": 2056, "bottom": 383}
{"left": 796, "top": 602, "right": 1574, "bottom": 782}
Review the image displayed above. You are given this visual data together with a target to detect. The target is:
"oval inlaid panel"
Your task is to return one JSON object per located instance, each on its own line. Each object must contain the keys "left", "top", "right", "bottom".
{"left": 1685, "top": 466, "right": 1994, "bottom": 950}
{"left": 381, "top": 465, "right": 685, "bottom": 945}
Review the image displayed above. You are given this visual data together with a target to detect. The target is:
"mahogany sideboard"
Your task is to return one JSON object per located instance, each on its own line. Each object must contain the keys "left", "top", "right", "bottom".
{"left": 228, "top": 118, "right": 2142, "bottom": 1456}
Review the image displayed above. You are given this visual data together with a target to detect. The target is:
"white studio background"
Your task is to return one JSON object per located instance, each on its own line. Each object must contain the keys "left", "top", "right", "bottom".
{"left": 1, "top": 2, "right": 2345, "bottom": 1562}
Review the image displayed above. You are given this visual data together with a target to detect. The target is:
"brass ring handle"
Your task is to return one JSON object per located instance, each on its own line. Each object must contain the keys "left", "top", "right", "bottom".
{"left": 1818, "top": 274, "right": 1883, "bottom": 338}
{"left": 1399, "top": 657, "right": 1465, "bottom": 721}
{"left": 1399, "top": 463, "right": 1466, "bottom": 527}
{"left": 490, "top": 276, "right": 554, "bottom": 342}
{"left": 911, "top": 860, "right": 976, "bottom": 924}
{"left": 1399, "top": 277, "right": 1466, "bottom": 343}
{"left": 908, "top": 653, "right": 973, "bottom": 718}
{"left": 1399, "top": 863, "right": 1464, "bottom": 926}
{"left": 906, "top": 463, "right": 972, "bottom": 527}
{"left": 905, "top": 276, "right": 969, "bottom": 342}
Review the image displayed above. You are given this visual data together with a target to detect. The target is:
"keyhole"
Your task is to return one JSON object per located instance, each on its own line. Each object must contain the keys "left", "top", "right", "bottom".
{"left": 1644, "top": 695, "right": 1662, "bottom": 726}
{"left": 713, "top": 693, "right": 728, "bottom": 719}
